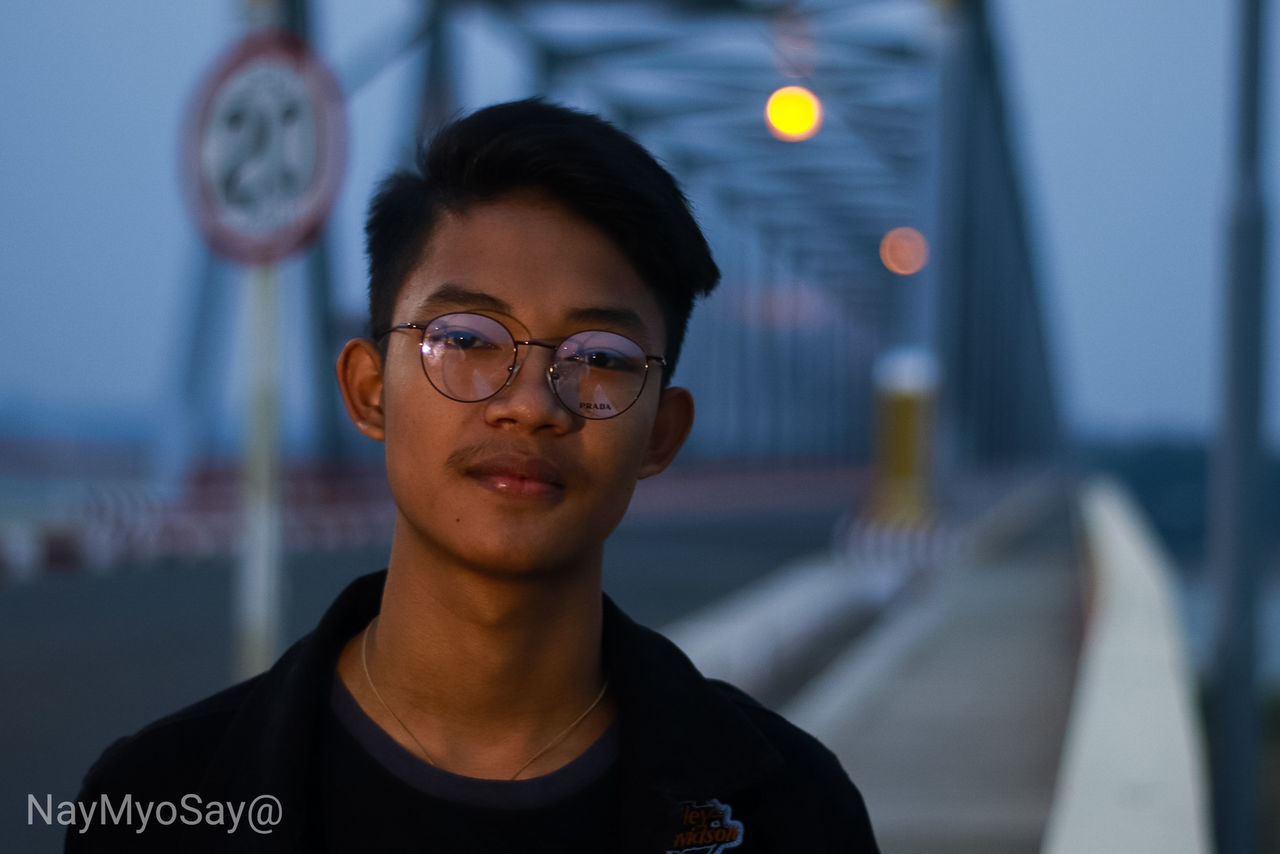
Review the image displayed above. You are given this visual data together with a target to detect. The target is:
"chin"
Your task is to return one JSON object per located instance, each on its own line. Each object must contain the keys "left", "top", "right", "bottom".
{"left": 435, "top": 520, "right": 603, "bottom": 581}
{"left": 464, "top": 542, "right": 597, "bottom": 582}
{"left": 393, "top": 493, "right": 623, "bottom": 581}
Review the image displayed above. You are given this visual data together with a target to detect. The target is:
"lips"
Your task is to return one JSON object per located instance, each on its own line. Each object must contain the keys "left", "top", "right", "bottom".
{"left": 464, "top": 453, "right": 567, "bottom": 500}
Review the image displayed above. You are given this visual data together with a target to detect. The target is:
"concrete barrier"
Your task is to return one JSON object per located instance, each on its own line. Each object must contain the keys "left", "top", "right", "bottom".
{"left": 661, "top": 551, "right": 905, "bottom": 703}
{"left": 1041, "top": 477, "right": 1212, "bottom": 854}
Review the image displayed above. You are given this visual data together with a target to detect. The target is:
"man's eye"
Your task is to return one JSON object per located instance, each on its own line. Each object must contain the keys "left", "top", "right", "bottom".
{"left": 570, "top": 350, "right": 637, "bottom": 371}
{"left": 432, "top": 330, "right": 492, "bottom": 350}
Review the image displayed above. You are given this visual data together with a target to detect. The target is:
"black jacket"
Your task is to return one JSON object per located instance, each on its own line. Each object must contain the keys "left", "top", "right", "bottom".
{"left": 68, "top": 570, "right": 879, "bottom": 852}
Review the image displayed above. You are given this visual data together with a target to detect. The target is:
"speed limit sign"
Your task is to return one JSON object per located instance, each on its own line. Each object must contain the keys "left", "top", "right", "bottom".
{"left": 183, "top": 31, "right": 346, "bottom": 265}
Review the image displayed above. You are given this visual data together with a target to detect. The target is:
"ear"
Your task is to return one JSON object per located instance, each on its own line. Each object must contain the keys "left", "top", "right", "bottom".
{"left": 638, "top": 386, "right": 694, "bottom": 479}
{"left": 336, "top": 338, "right": 386, "bottom": 441}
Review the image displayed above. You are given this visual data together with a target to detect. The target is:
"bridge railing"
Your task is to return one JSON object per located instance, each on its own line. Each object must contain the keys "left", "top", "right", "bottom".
{"left": 1042, "top": 477, "right": 1213, "bottom": 853}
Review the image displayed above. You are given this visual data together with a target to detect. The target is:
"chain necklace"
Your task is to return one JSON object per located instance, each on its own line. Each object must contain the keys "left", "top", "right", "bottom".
{"left": 359, "top": 616, "right": 609, "bottom": 781}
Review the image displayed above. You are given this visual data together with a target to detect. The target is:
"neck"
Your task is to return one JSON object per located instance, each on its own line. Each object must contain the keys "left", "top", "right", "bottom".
{"left": 378, "top": 546, "right": 607, "bottom": 720}
{"left": 337, "top": 516, "right": 612, "bottom": 778}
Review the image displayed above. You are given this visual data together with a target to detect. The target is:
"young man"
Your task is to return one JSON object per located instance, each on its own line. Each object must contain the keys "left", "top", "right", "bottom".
{"left": 70, "top": 99, "right": 879, "bottom": 852}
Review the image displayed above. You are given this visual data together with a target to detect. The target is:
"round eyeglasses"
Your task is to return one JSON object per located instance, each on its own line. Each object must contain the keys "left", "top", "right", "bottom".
{"left": 376, "top": 313, "right": 666, "bottom": 420}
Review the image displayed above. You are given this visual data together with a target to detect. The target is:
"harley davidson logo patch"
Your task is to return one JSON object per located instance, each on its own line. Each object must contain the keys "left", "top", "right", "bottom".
{"left": 666, "top": 799, "right": 744, "bottom": 854}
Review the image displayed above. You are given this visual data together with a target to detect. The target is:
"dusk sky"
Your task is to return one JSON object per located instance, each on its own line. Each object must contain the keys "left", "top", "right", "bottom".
{"left": 1, "top": 1, "right": 1277, "bottom": 453}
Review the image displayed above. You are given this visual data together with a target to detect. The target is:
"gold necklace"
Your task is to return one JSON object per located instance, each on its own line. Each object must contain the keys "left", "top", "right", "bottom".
{"left": 359, "top": 616, "right": 609, "bottom": 781}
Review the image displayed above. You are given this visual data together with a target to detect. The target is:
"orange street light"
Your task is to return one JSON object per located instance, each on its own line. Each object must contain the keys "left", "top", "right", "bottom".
{"left": 880, "top": 227, "right": 929, "bottom": 275}
{"left": 765, "top": 85, "right": 822, "bottom": 141}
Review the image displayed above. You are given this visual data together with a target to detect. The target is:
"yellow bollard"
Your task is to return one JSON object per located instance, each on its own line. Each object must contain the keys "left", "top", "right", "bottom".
{"left": 869, "top": 350, "right": 937, "bottom": 525}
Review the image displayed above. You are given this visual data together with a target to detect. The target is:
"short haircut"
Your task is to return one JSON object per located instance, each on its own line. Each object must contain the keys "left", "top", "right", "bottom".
{"left": 364, "top": 98, "right": 721, "bottom": 381}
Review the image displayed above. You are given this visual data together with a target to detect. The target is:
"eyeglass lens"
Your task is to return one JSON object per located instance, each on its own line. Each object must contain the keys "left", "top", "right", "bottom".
{"left": 419, "top": 313, "right": 651, "bottom": 418}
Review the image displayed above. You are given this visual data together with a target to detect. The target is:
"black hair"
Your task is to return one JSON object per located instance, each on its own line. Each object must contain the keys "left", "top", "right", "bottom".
{"left": 364, "top": 98, "right": 720, "bottom": 381}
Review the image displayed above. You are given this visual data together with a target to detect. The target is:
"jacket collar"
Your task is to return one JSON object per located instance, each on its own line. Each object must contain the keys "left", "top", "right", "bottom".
{"left": 601, "top": 594, "right": 782, "bottom": 797}
{"left": 197, "top": 570, "right": 781, "bottom": 849}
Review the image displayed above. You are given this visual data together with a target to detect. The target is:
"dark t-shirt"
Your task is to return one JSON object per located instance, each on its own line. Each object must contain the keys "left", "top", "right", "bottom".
{"left": 316, "top": 675, "right": 621, "bottom": 852}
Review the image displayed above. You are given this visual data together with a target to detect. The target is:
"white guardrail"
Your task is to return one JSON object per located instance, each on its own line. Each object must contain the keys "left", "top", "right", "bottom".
{"left": 1041, "top": 477, "right": 1213, "bottom": 854}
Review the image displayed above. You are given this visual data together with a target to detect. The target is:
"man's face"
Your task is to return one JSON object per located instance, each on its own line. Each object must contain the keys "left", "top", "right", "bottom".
{"left": 368, "top": 192, "right": 688, "bottom": 578}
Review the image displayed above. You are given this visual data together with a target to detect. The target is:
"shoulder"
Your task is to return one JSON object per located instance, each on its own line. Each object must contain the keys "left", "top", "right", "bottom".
{"left": 708, "top": 678, "right": 852, "bottom": 786}
{"left": 65, "top": 678, "right": 270, "bottom": 853}
{"left": 708, "top": 679, "right": 880, "bottom": 849}
{"left": 78, "top": 676, "right": 261, "bottom": 797}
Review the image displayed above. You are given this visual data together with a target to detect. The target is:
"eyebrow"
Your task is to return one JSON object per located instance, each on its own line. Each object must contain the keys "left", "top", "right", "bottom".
{"left": 409, "top": 283, "right": 512, "bottom": 317}
{"left": 411, "top": 283, "right": 656, "bottom": 348}
{"left": 564, "top": 306, "right": 651, "bottom": 346}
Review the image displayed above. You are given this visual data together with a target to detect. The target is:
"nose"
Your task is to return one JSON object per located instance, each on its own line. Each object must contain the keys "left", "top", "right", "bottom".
{"left": 483, "top": 341, "right": 574, "bottom": 431}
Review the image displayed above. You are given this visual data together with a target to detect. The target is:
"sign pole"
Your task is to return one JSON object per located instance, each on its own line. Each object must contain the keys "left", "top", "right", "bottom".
{"left": 235, "top": 263, "right": 284, "bottom": 679}
{"left": 183, "top": 28, "right": 345, "bottom": 680}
